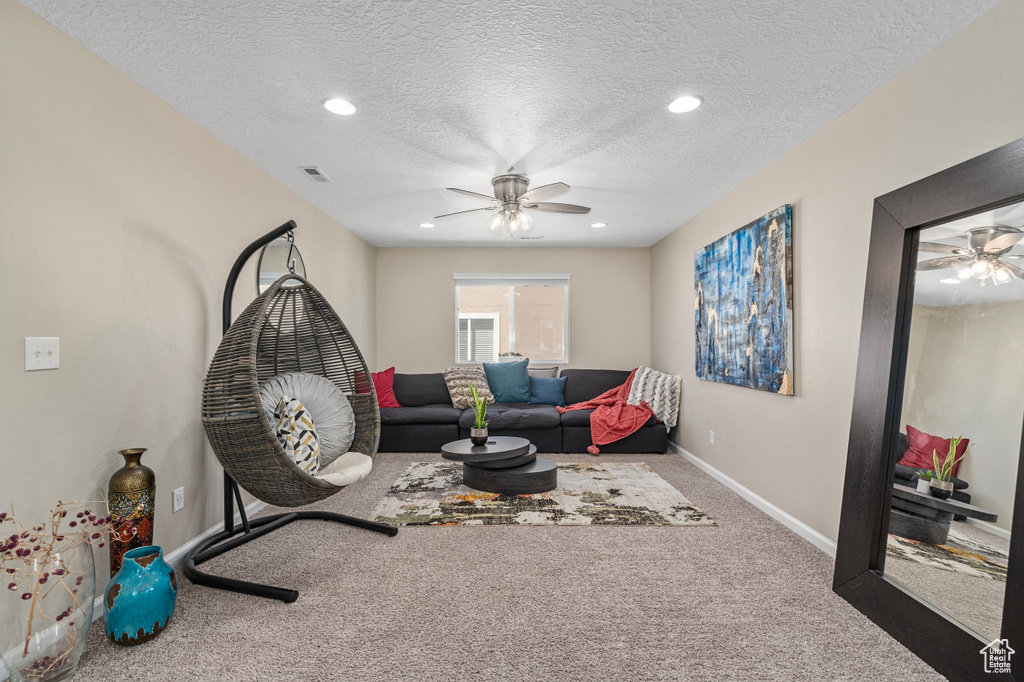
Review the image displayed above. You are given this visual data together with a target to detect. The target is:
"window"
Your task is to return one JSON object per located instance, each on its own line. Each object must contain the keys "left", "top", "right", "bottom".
{"left": 458, "top": 313, "right": 499, "bottom": 363}
{"left": 454, "top": 274, "right": 569, "bottom": 364}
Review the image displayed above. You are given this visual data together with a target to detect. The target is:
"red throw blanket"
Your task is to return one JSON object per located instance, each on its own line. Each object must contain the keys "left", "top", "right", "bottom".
{"left": 557, "top": 368, "right": 653, "bottom": 455}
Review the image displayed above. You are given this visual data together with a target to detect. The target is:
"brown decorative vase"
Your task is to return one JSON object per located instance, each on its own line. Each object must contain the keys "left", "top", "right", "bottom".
{"left": 108, "top": 448, "right": 155, "bottom": 577}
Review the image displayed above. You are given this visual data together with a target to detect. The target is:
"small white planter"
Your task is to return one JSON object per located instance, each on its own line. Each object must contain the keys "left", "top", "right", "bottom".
{"left": 916, "top": 478, "right": 931, "bottom": 494}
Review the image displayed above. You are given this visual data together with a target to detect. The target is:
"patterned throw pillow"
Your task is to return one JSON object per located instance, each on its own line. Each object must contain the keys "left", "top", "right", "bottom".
{"left": 443, "top": 367, "right": 495, "bottom": 409}
{"left": 272, "top": 395, "right": 321, "bottom": 474}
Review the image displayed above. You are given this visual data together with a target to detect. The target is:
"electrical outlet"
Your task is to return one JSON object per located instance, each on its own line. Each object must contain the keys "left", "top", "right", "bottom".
{"left": 709, "top": 430, "right": 715, "bottom": 445}
{"left": 172, "top": 487, "right": 184, "bottom": 513}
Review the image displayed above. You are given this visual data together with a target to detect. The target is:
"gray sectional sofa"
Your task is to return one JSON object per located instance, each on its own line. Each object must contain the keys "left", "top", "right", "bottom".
{"left": 378, "top": 368, "right": 669, "bottom": 453}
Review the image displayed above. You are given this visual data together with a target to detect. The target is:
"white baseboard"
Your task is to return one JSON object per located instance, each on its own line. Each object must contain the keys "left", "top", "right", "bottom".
{"left": 89, "top": 499, "right": 267, "bottom": 621}
{"left": 669, "top": 442, "right": 837, "bottom": 557}
{"left": 965, "top": 517, "right": 1012, "bottom": 540}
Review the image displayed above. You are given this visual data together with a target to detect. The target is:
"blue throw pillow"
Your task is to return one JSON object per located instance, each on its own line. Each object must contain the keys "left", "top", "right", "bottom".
{"left": 482, "top": 358, "right": 531, "bottom": 403}
{"left": 528, "top": 376, "right": 567, "bottom": 407}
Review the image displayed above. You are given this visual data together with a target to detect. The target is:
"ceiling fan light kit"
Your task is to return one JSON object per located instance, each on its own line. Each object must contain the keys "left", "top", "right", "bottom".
{"left": 918, "top": 225, "right": 1024, "bottom": 286}
{"left": 435, "top": 173, "right": 591, "bottom": 237}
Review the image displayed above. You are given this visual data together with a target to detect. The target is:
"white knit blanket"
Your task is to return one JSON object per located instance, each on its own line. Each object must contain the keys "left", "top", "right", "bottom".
{"left": 627, "top": 366, "right": 681, "bottom": 429}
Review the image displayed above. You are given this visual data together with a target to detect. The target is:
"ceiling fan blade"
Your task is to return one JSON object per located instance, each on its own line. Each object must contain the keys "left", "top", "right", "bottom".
{"left": 983, "top": 231, "right": 1024, "bottom": 252}
{"left": 919, "top": 242, "right": 965, "bottom": 255}
{"left": 916, "top": 256, "right": 972, "bottom": 272}
{"left": 1003, "top": 253, "right": 1024, "bottom": 259}
{"left": 524, "top": 202, "right": 591, "bottom": 214}
{"left": 433, "top": 206, "right": 497, "bottom": 219}
{"left": 1000, "top": 262, "right": 1024, "bottom": 279}
{"left": 519, "top": 182, "right": 570, "bottom": 203}
{"left": 446, "top": 187, "right": 498, "bottom": 202}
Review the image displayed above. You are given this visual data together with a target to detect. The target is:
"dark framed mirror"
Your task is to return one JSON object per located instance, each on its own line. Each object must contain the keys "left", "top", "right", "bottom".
{"left": 834, "top": 137, "right": 1024, "bottom": 682}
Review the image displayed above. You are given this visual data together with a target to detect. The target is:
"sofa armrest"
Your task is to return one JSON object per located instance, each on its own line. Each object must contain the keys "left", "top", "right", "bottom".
{"left": 894, "top": 464, "right": 921, "bottom": 484}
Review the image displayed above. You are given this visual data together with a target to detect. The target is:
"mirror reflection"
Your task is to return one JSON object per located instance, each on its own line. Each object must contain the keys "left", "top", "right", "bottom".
{"left": 883, "top": 199, "right": 1024, "bottom": 639}
{"left": 257, "top": 236, "right": 305, "bottom": 294}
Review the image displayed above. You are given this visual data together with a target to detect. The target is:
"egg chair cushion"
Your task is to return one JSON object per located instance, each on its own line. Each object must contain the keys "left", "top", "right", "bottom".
{"left": 270, "top": 396, "right": 321, "bottom": 474}
{"left": 260, "top": 372, "right": 355, "bottom": 467}
{"left": 316, "top": 451, "right": 373, "bottom": 487}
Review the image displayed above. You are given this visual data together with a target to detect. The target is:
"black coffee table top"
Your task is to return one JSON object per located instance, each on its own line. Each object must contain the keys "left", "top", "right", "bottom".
{"left": 892, "top": 484, "right": 998, "bottom": 523}
{"left": 441, "top": 436, "right": 531, "bottom": 463}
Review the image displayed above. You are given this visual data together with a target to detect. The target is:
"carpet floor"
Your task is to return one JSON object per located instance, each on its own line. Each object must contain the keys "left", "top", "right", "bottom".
{"left": 69, "top": 452, "right": 943, "bottom": 681}
{"left": 885, "top": 521, "right": 1010, "bottom": 639}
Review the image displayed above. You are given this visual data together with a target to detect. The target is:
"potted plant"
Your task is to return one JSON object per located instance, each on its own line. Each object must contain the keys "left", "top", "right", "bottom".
{"left": 498, "top": 352, "right": 523, "bottom": 363}
{"left": 466, "top": 382, "right": 489, "bottom": 446}
{"left": 929, "top": 435, "right": 970, "bottom": 499}
{"left": 915, "top": 469, "right": 934, "bottom": 494}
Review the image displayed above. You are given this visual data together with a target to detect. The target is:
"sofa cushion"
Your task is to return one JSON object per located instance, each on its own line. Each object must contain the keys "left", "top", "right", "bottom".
{"left": 528, "top": 376, "right": 567, "bottom": 406}
{"left": 561, "top": 369, "right": 631, "bottom": 405}
{"left": 371, "top": 367, "right": 401, "bottom": 408}
{"left": 527, "top": 366, "right": 559, "bottom": 378}
{"left": 392, "top": 373, "right": 453, "bottom": 407}
{"left": 380, "top": 405, "right": 463, "bottom": 425}
{"left": 442, "top": 366, "right": 494, "bottom": 408}
{"left": 483, "top": 358, "right": 532, "bottom": 403}
{"left": 458, "top": 403, "right": 561, "bottom": 430}
{"left": 899, "top": 425, "right": 969, "bottom": 477}
{"left": 559, "top": 408, "right": 658, "bottom": 428}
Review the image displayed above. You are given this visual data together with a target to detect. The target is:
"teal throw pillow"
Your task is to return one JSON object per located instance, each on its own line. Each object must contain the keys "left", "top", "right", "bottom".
{"left": 528, "top": 376, "right": 567, "bottom": 407}
{"left": 482, "top": 358, "right": 531, "bottom": 403}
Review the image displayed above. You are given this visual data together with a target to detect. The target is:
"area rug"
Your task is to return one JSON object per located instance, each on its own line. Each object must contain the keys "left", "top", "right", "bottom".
{"left": 886, "top": 530, "right": 1009, "bottom": 582}
{"left": 372, "top": 461, "right": 717, "bottom": 527}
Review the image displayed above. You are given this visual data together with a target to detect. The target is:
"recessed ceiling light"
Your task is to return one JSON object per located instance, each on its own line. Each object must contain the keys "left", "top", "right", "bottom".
{"left": 591, "top": 222, "right": 607, "bottom": 228}
{"left": 668, "top": 95, "right": 702, "bottom": 113}
{"left": 323, "top": 98, "right": 356, "bottom": 116}
{"left": 419, "top": 222, "right": 434, "bottom": 228}
{"left": 940, "top": 278, "right": 960, "bottom": 284}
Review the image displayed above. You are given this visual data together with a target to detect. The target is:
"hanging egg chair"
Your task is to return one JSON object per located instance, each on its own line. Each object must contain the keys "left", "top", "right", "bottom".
{"left": 201, "top": 274, "right": 379, "bottom": 508}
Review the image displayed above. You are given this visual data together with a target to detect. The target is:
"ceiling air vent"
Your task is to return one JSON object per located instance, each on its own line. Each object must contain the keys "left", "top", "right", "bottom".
{"left": 519, "top": 235, "right": 546, "bottom": 240}
{"left": 300, "top": 166, "right": 331, "bottom": 183}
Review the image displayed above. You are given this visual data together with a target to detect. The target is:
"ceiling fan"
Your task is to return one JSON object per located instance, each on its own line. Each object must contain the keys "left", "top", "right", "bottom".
{"left": 434, "top": 174, "right": 591, "bottom": 236}
{"left": 918, "top": 226, "right": 1024, "bottom": 284}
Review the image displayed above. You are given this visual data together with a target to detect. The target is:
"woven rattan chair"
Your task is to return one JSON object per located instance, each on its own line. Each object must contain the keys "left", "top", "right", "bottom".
{"left": 201, "top": 274, "right": 379, "bottom": 507}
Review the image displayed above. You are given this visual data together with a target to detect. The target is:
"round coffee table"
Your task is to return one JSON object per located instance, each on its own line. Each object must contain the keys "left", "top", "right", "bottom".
{"left": 441, "top": 436, "right": 557, "bottom": 495}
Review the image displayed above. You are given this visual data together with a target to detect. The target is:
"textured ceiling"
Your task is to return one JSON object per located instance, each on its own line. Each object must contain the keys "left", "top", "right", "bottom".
{"left": 21, "top": 0, "right": 999, "bottom": 247}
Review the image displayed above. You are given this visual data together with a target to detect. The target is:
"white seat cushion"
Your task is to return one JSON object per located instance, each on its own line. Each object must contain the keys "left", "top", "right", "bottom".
{"left": 315, "top": 452, "right": 373, "bottom": 487}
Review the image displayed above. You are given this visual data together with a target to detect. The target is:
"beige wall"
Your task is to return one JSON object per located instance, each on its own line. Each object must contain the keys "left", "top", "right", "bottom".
{"left": 651, "top": 0, "right": 1024, "bottom": 542}
{"left": 0, "top": 3, "right": 376, "bottom": 588}
{"left": 902, "top": 302, "right": 1024, "bottom": 532}
{"left": 376, "top": 248, "right": 650, "bottom": 373}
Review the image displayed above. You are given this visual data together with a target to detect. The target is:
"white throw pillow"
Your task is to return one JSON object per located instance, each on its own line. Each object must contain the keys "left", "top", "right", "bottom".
{"left": 260, "top": 372, "right": 355, "bottom": 467}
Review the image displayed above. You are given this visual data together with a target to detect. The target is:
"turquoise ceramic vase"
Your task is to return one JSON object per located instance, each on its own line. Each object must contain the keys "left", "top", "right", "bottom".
{"left": 104, "top": 546, "right": 177, "bottom": 646}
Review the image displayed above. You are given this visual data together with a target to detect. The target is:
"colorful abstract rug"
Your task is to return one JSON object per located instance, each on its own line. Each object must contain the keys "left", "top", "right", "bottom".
{"left": 372, "top": 461, "right": 717, "bottom": 527}
{"left": 887, "top": 529, "right": 1009, "bottom": 582}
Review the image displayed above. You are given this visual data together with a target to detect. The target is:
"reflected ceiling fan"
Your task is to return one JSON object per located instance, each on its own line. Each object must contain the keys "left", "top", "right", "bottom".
{"left": 918, "top": 226, "right": 1024, "bottom": 284}
{"left": 434, "top": 174, "right": 590, "bottom": 236}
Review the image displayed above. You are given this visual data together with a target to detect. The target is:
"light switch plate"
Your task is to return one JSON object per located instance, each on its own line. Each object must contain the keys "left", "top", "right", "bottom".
{"left": 25, "top": 337, "right": 60, "bottom": 371}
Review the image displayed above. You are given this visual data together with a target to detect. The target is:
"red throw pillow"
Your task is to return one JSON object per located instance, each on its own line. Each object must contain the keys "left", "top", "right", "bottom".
{"left": 898, "top": 425, "right": 968, "bottom": 477}
{"left": 371, "top": 367, "right": 401, "bottom": 408}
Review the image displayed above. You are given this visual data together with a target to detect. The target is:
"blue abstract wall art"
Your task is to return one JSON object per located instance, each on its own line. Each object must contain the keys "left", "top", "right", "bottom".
{"left": 694, "top": 204, "right": 794, "bottom": 395}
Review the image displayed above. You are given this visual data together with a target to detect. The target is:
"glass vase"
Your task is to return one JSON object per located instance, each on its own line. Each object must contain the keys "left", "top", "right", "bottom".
{"left": 0, "top": 542, "right": 95, "bottom": 682}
